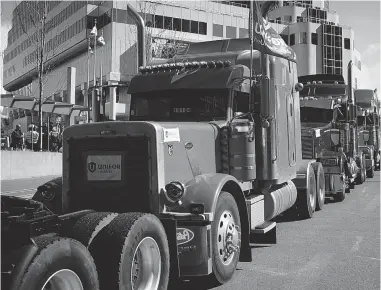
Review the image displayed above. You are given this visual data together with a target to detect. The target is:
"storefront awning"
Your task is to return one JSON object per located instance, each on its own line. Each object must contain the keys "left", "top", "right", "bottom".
{"left": 1, "top": 94, "right": 37, "bottom": 110}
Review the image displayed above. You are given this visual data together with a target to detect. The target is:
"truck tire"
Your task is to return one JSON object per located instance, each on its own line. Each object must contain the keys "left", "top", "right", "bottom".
{"left": 366, "top": 166, "right": 375, "bottom": 178}
{"left": 89, "top": 213, "right": 170, "bottom": 290}
{"left": 13, "top": 235, "right": 99, "bottom": 290}
{"left": 66, "top": 212, "right": 118, "bottom": 247}
{"left": 296, "top": 166, "right": 316, "bottom": 219}
{"left": 355, "top": 154, "right": 366, "bottom": 184}
{"left": 312, "top": 162, "right": 325, "bottom": 211}
{"left": 334, "top": 188, "right": 346, "bottom": 202}
{"left": 209, "top": 191, "right": 241, "bottom": 285}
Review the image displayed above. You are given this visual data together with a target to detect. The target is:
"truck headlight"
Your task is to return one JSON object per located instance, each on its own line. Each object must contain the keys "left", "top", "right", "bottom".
{"left": 164, "top": 181, "right": 186, "bottom": 204}
{"left": 321, "top": 158, "right": 338, "bottom": 166}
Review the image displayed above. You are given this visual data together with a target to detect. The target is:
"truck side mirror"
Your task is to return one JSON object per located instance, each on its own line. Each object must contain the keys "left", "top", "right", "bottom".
{"left": 295, "top": 82, "right": 304, "bottom": 92}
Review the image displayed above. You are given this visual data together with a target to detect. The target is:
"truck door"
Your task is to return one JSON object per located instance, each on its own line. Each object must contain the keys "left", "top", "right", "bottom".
{"left": 286, "top": 61, "right": 297, "bottom": 166}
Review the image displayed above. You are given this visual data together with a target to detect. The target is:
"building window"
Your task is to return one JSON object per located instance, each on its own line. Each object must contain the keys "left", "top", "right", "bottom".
{"left": 290, "top": 33, "right": 295, "bottom": 46}
{"left": 239, "top": 28, "right": 248, "bottom": 38}
{"left": 311, "top": 33, "right": 318, "bottom": 45}
{"left": 226, "top": 26, "right": 236, "bottom": 38}
{"left": 213, "top": 24, "right": 223, "bottom": 37}
{"left": 182, "top": 19, "right": 190, "bottom": 33}
{"left": 191, "top": 20, "right": 198, "bottom": 34}
{"left": 344, "top": 38, "right": 350, "bottom": 50}
{"left": 199, "top": 22, "right": 207, "bottom": 35}
{"left": 299, "top": 32, "right": 307, "bottom": 44}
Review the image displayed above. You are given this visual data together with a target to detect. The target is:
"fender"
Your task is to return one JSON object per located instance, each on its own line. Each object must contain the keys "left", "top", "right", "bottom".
{"left": 32, "top": 176, "right": 63, "bottom": 214}
{"left": 172, "top": 173, "right": 252, "bottom": 262}
{"left": 293, "top": 159, "right": 315, "bottom": 190}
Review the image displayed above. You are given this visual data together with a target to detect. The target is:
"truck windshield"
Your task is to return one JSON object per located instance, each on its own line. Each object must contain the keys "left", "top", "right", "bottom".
{"left": 300, "top": 86, "right": 346, "bottom": 97}
{"left": 300, "top": 107, "right": 333, "bottom": 123}
{"left": 129, "top": 89, "right": 229, "bottom": 121}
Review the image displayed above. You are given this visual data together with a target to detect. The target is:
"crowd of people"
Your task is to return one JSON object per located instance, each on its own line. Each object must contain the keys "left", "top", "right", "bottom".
{"left": 1, "top": 123, "right": 62, "bottom": 152}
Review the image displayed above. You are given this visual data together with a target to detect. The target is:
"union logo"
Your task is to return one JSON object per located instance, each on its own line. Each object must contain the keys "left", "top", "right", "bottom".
{"left": 88, "top": 162, "right": 97, "bottom": 173}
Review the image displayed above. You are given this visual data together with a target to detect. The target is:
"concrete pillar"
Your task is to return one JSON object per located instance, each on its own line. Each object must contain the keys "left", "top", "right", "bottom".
{"left": 66, "top": 67, "right": 76, "bottom": 126}
{"left": 109, "top": 84, "right": 117, "bottom": 120}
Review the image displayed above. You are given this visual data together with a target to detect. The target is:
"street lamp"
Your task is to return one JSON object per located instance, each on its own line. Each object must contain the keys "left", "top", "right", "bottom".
{"left": 87, "top": 19, "right": 105, "bottom": 123}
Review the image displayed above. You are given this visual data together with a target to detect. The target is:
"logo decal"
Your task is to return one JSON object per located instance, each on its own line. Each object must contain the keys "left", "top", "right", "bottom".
{"left": 88, "top": 162, "right": 96, "bottom": 173}
{"left": 176, "top": 228, "right": 195, "bottom": 245}
{"left": 168, "top": 144, "right": 174, "bottom": 156}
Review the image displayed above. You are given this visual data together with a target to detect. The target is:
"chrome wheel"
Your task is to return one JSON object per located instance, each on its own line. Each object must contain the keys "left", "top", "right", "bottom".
{"left": 41, "top": 269, "right": 83, "bottom": 290}
{"left": 217, "top": 210, "right": 241, "bottom": 266}
{"left": 131, "top": 237, "right": 161, "bottom": 290}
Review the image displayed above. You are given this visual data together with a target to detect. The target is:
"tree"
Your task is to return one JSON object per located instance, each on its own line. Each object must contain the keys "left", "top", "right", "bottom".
{"left": 13, "top": 0, "right": 71, "bottom": 150}
{"left": 128, "top": 1, "right": 187, "bottom": 66}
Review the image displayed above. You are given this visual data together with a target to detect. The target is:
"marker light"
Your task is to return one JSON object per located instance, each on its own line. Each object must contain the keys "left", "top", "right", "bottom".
{"left": 224, "top": 60, "right": 232, "bottom": 67}
{"left": 191, "top": 61, "right": 200, "bottom": 68}
{"left": 200, "top": 61, "right": 208, "bottom": 68}
{"left": 318, "top": 81, "right": 323, "bottom": 84}
{"left": 312, "top": 81, "right": 317, "bottom": 84}
{"left": 334, "top": 81, "right": 338, "bottom": 84}
{"left": 207, "top": 61, "right": 216, "bottom": 68}
{"left": 176, "top": 63, "right": 185, "bottom": 70}
{"left": 216, "top": 60, "right": 224, "bottom": 68}
{"left": 184, "top": 62, "right": 192, "bottom": 69}
{"left": 306, "top": 81, "right": 311, "bottom": 85}
{"left": 138, "top": 66, "right": 145, "bottom": 73}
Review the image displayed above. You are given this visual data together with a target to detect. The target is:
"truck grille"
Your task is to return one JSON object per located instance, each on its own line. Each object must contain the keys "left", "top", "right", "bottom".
{"left": 301, "top": 132, "right": 314, "bottom": 159}
{"left": 67, "top": 136, "right": 151, "bottom": 213}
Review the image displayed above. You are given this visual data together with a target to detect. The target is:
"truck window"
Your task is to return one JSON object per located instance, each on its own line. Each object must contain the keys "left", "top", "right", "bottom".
{"left": 300, "top": 107, "right": 333, "bottom": 123}
{"left": 233, "top": 91, "right": 250, "bottom": 114}
{"left": 130, "top": 89, "right": 229, "bottom": 121}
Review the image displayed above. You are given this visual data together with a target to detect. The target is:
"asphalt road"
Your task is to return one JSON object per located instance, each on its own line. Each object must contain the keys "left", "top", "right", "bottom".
{"left": 1, "top": 173, "right": 380, "bottom": 290}
{"left": 1, "top": 175, "right": 59, "bottom": 199}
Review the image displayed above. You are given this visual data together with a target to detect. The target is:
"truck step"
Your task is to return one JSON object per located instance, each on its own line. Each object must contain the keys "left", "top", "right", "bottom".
{"left": 250, "top": 221, "right": 277, "bottom": 244}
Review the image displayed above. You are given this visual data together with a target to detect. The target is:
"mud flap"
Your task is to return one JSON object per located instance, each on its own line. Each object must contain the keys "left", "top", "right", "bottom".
{"left": 176, "top": 222, "right": 212, "bottom": 277}
{"left": 160, "top": 218, "right": 180, "bottom": 279}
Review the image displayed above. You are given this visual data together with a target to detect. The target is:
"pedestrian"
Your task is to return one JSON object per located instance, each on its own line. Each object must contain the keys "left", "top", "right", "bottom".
{"left": 25, "top": 124, "right": 39, "bottom": 151}
{"left": 10, "top": 124, "right": 24, "bottom": 150}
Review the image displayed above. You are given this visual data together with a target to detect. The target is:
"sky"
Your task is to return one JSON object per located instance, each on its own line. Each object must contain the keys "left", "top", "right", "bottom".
{"left": 0, "top": 0, "right": 380, "bottom": 96}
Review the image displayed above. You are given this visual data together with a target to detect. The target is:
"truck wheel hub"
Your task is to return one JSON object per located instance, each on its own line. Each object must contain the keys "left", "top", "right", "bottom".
{"left": 131, "top": 237, "right": 161, "bottom": 290}
{"left": 217, "top": 210, "right": 240, "bottom": 266}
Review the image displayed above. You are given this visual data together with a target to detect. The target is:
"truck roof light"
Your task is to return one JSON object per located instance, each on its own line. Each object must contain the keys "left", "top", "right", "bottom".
{"left": 328, "top": 96, "right": 332, "bottom": 99}
{"left": 152, "top": 65, "right": 159, "bottom": 72}
{"left": 138, "top": 66, "right": 145, "bottom": 73}
{"left": 216, "top": 60, "right": 224, "bottom": 68}
{"left": 200, "top": 61, "right": 208, "bottom": 68}
{"left": 157, "top": 65, "right": 163, "bottom": 70}
{"left": 207, "top": 61, "right": 216, "bottom": 68}
{"left": 191, "top": 61, "right": 200, "bottom": 68}
{"left": 334, "top": 81, "right": 338, "bottom": 84}
{"left": 176, "top": 63, "right": 185, "bottom": 70}
{"left": 312, "top": 81, "right": 317, "bottom": 84}
{"left": 169, "top": 63, "right": 176, "bottom": 69}
{"left": 306, "top": 81, "right": 311, "bottom": 85}
{"left": 223, "top": 60, "right": 232, "bottom": 67}
{"left": 162, "top": 64, "right": 170, "bottom": 70}
{"left": 184, "top": 62, "right": 192, "bottom": 68}
{"left": 145, "top": 66, "right": 152, "bottom": 72}
{"left": 318, "top": 81, "right": 322, "bottom": 84}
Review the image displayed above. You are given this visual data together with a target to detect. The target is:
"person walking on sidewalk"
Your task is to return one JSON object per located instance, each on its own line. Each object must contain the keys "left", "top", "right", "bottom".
{"left": 25, "top": 124, "right": 39, "bottom": 151}
{"left": 10, "top": 124, "right": 24, "bottom": 150}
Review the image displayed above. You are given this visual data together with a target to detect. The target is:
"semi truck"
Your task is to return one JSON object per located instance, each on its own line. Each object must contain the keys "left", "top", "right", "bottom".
{"left": 297, "top": 75, "right": 350, "bottom": 202}
{"left": 296, "top": 62, "right": 368, "bottom": 202}
{"left": 355, "top": 88, "right": 381, "bottom": 176}
{"left": 3, "top": 2, "right": 325, "bottom": 289}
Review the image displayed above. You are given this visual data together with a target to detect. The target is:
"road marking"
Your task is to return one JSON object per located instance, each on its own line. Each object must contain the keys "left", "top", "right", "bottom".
{"left": 355, "top": 256, "right": 381, "bottom": 261}
{"left": 351, "top": 236, "right": 364, "bottom": 252}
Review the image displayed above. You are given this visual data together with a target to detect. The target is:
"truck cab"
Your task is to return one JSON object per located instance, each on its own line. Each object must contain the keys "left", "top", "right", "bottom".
{"left": 355, "top": 89, "right": 381, "bottom": 174}
{"left": 297, "top": 75, "right": 349, "bottom": 201}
